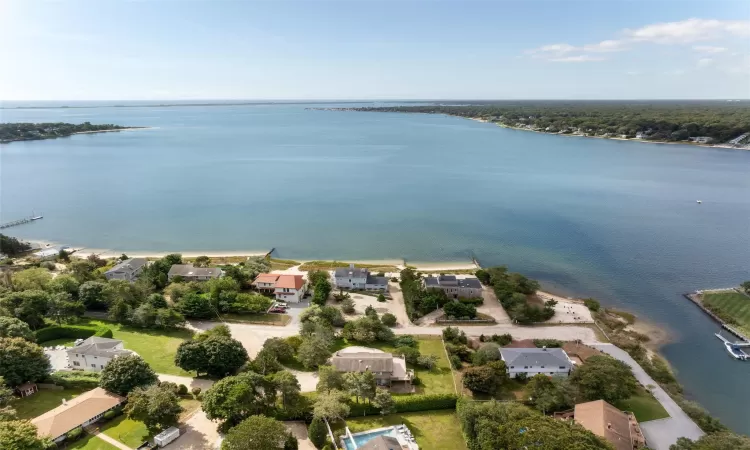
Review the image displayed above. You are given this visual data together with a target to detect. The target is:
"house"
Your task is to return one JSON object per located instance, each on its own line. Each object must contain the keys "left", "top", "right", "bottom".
{"left": 16, "top": 382, "right": 38, "bottom": 398}
{"left": 564, "top": 400, "right": 646, "bottom": 450}
{"left": 252, "top": 273, "right": 280, "bottom": 294}
{"left": 33, "top": 246, "right": 69, "bottom": 260}
{"left": 423, "top": 275, "right": 482, "bottom": 299}
{"left": 333, "top": 264, "right": 388, "bottom": 290}
{"left": 167, "top": 264, "right": 222, "bottom": 282}
{"left": 499, "top": 347, "right": 574, "bottom": 378}
{"left": 330, "top": 351, "right": 413, "bottom": 390}
{"left": 274, "top": 274, "right": 307, "bottom": 303}
{"left": 66, "top": 336, "right": 132, "bottom": 371}
{"left": 32, "top": 387, "right": 125, "bottom": 443}
{"left": 104, "top": 258, "right": 147, "bottom": 282}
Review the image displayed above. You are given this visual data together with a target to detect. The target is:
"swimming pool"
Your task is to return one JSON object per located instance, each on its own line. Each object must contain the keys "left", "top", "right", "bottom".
{"left": 342, "top": 426, "right": 400, "bottom": 450}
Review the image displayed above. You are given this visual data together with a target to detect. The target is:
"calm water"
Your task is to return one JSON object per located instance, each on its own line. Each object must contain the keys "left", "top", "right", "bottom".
{"left": 1, "top": 103, "right": 749, "bottom": 433}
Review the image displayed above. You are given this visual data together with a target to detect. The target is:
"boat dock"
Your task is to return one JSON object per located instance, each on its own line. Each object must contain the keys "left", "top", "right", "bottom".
{"left": 715, "top": 332, "right": 750, "bottom": 361}
{"left": 0, "top": 215, "right": 43, "bottom": 229}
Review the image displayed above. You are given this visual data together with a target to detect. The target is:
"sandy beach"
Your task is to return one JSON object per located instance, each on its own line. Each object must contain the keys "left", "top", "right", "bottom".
{"left": 72, "top": 127, "right": 154, "bottom": 135}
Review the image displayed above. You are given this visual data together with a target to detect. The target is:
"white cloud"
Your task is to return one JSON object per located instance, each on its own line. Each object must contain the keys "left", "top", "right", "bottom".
{"left": 697, "top": 58, "right": 713, "bottom": 67}
{"left": 550, "top": 55, "right": 606, "bottom": 62}
{"left": 526, "top": 40, "right": 621, "bottom": 62}
{"left": 626, "top": 18, "right": 750, "bottom": 44}
{"left": 626, "top": 71, "right": 642, "bottom": 75}
{"left": 693, "top": 45, "right": 728, "bottom": 53}
{"left": 582, "top": 40, "right": 627, "bottom": 52}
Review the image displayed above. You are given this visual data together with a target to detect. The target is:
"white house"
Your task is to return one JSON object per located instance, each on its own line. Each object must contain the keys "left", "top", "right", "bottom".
{"left": 104, "top": 258, "right": 147, "bottom": 282}
{"left": 167, "top": 264, "right": 222, "bottom": 282}
{"left": 252, "top": 273, "right": 280, "bottom": 294}
{"left": 32, "top": 387, "right": 125, "bottom": 443}
{"left": 33, "top": 246, "right": 70, "bottom": 260}
{"left": 274, "top": 274, "right": 308, "bottom": 303}
{"left": 66, "top": 336, "right": 132, "bottom": 371}
{"left": 500, "top": 347, "right": 574, "bottom": 378}
{"left": 333, "top": 264, "right": 388, "bottom": 290}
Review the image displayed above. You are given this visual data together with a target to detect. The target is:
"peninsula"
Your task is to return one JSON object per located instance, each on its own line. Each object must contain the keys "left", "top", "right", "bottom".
{"left": 327, "top": 101, "right": 750, "bottom": 149}
{"left": 0, "top": 122, "right": 144, "bottom": 144}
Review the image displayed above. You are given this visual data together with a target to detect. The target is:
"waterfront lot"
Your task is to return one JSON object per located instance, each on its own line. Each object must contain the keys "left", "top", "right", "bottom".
{"left": 702, "top": 291, "right": 750, "bottom": 336}
{"left": 332, "top": 410, "right": 467, "bottom": 450}
{"left": 613, "top": 386, "right": 669, "bottom": 422}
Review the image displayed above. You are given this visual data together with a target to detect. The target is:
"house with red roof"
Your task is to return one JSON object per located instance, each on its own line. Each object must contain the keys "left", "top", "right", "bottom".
{"left": 274, "top": 274, "right": 308, "bottom": 303}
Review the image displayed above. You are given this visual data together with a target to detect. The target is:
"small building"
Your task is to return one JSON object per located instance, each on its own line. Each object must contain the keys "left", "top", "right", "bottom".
{"left": 274, "top": 274, "right": 307, "bottom": 303}
{"left": 252, "top": 273, "right": 281, "bottom": 293}
{"left": 16, "top": 382, "right": 38, "bottom": 398}
{"left": 33, "top": 246, "right": 69, "bottom": 260}
{"left": 330, "top": 351, "right": 413, "bottom": 390}
{"left": 31, "top": 387, "right": 125, "bottom": 443}
{"left": 333, "top": 264, "right": 388, "bottom": 290}
{"left": 104, "top": 258, "right": 147, "bottom": 282}
{"left": 167, "top": 264, "right": 222, "bottom": 282}
{"left": 564, "top": 400, "right": 646, "bottom": 450}
{"left": 423, "top": 275, "right": 482, "bottom": 299}
{"left": 499, "top": 347, "right": 574, "bottom": 378}
{"left": 66, "top": 336, "right": 132, "bottom": 371}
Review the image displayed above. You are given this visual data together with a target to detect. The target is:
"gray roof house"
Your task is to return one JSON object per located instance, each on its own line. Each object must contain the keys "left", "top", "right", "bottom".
{"left": 104, "top": 258, "right": 147, "bottom": 282}
{"left": 167, "top": 264, "right": 222, "bottom": 282}
{"left": 333, "top": 264, "right": 388, "bottom": 291}
{"left": 423, "top": 275, "right": 483, "bottom": 298}
{"left": 500, "top": 347, "right": 574, "bottom": 378}
{"left": 66, "top": 337, "right": 132, "bottom": 372}
{"left": 330, "top": 351, "right": 413, "bottom": 390}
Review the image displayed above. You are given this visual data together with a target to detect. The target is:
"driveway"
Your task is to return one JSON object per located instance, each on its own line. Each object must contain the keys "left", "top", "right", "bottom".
{"left": 386, "top": 282, "right": 413, "bottom": 326}
{"left": 163, "top": 411, "right": 220, "bottom": 450}
{"left": 590, "top": 344, "right": 703, "bottom": 450}
{"left": 157, "top": 374, "right": 214, "bottom": 392}
{"left": 476, "top": 288, "right": 511, "bottom": 323}
{"left": 287, "top": 369, "right": 318, "bottom": 393}
{"left": 285, "top": 422, "right": 316, "bottom": 450}
{"left": 44, "top": 348, "right": 69, "bottom": 372}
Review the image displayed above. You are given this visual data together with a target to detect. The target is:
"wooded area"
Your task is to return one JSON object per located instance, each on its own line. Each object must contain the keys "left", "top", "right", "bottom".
{"left": 0, "top": 122, "right": 132, "bottom": 143}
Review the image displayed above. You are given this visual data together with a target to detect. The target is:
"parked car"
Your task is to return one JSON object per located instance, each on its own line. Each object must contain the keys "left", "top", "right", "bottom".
{"left": 269, "top": 307, "right": 286, "bottom": 313}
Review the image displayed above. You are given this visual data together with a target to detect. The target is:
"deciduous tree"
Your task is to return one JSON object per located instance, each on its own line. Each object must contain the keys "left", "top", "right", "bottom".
{"left": 221, "top": 415, "right": 298, "bottom": 450}
{"left": 313, "top": 390, "right": 349, "bottom": 421}
{"left": 271, "top": 370, "right": 301, "bottom": 409}
{"left": 0, "top": 317, "right": 34, "bottom": 340}
{"left": 11, "top": 268, "right": 52, "bottom": 291}
{"left": 308, "top": 416, "right": 327, "bottom": 449}
{"left": 0, "top": 337, "right": 50, "bottom": 386}
{"left": 99, "top": 354, "right": 158, "bottom": 396}
{"left": 569, "top": 355, "right": 637, "bottom": 403}
{"left": 125, "top": 384, "right": 183, "bottom": 430}
{"left": 372, "top": 388, "right": 395, "bottom": 415}
{"left": 202, "top": 372, "right": 270, "bottom": 426}
{"left": 0, "top": 420, "right": 53, "bottom": 450}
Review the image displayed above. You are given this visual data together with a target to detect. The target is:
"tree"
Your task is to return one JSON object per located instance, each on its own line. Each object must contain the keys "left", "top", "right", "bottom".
{"left": 66, "top": 259, "right": 100, "bottom": 283}
{"left": 472, "top": 343, "right": 501, "bottom": 366}
{"left": 272, "top": 370, "right": 301, "bottom": 408}
{"left": 0, "top": 420, "right": 53, "bottom": 450}
{"left": 0, "top": 376, "right": 17, "bottom": 420}
{"left": 569, "top": 355, "right": 637, "bottom": 403}
{"left": 525, "top": 374, "right": 572, "bottom": 414}
{"left": 444, "top": 301, "right": 477, "bottom": 319}
{"left": 202, "top": 372, "right": 270, "bottom": 425}
{"left": 194, "top": 256, "right": 211, "bottom": 267}
{"left": 0, "top": 290, "right": 49, "bottom": 329}
{"left": 341, "top": 297, "right": 355, "bottom": 314}
{"left": 343, "top": 371, "right": 375, "bottom": 404}
{"left": 222, "top": 415, "right": 297, "bottom": 450}
{"left": 475, "top": 269, "right": 490, "bottom": 285}
{"left": 46, "top": 292, "right": 85, "bottom": 324}
{"left": 0, "top": 337, "right": 50, "bottom": 386}
{"left": 175, "top": 335, "right": 248, "bottom": 377}
{"left": 47, "top": 275, "right": 80, "bottom": 297}
{"left": 263, "top": 338, "right": 295, "bottom": 362}
{"left": 125, "top": 384, "right": 183, "bottom": 430}
{"left": 0, "top": 317, "right": 34, "bottom": 340}
{"left": 251, "top": 348, "right": 282, "bottom": 375}
{"left": 0, "top": 234, "right": 31, "bottom": 257}
{"left": 372, "top": 388, "right": 395, "bottom": 415}
{"left": 155, "top": 307, "right": 186, "bottom": 329}
{"left": 317, "top": 365, "right": 345, "bottom": 393}
{"left": 99, "top": 354, "right": 158, "bottom": 396}
{"left": 381, "top": 313, "right": 397, "bottom": 327}
{"left": 313, "top": 390, "right": 349, "bottom": 421}
{"left": 78, "top": 280, "right": 109, "bottom": 310}
{"left": 462, "top": 366, "right": 500, "bottom": 394}
{"left": 495, "top": 414, "right": 612, "bottom": 449}
{"left": 416, "top": 355, "right": 438, "bottom": 370}
{"left": 298, "top": 334, "right": 333, "bottom": 369}
{"left": 671, "top": 432, "right": 750, "bottom": 450}
{"left": 740, "top": 281, "right": 750, "bottom": 295}
{"left": 147, "top": 293, "right": 168, "bottom": 308}
{"left": 397, "top": 346, "right": 421, "bottom": 364}
{"left": 308, "top": 416, "right": 327, "bottom": 449}
{"left": 12, "top": 268, "right": 52, "bottom": 291}
{"left": 312, "top": 278, "right": 332, "bottom": 307}
{"left": 177, "top": 292, "right": 214, "bottom": 319}
{"left": 442, "top": 326, "right": 467, "bottom": 345}
{"left": 376, "top": 293, "right": 386, "bottom": 303}
{"left": 307, "top": 270, "right": 329, "bottom": 286}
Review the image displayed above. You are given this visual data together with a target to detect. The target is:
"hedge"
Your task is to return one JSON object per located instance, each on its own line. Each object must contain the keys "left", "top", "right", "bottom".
{"left": 47, "top": 371, "right": 101, "bottom": 390}
{"left": 35, "top": 324, "right": 113, "bottom": 344}
{"left": 458, "top": 297, "right": 484, "bottom": 306}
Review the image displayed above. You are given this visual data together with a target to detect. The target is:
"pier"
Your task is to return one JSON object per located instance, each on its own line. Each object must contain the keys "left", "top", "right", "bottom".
{"left": 0, "top": 215, "right": 43, "bottom": 229}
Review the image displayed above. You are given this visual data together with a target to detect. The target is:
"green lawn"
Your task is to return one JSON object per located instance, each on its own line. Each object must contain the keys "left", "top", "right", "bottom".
{"left": 12, "top": 388, "right": 85, "bottom": 419}
{"left": 39, "top": 337, "right": 77, "bottom": 347}
{"left": 335, "top": 410, "right": 467, "bottom": 450}
{"left": 702, "top": 291, "right": 750, "bottom": 336}
{"left": 66, "top": 434, "right": 120, "bottom": 450}
{"left": 101, "top": 416, "right": 152, "bottom": 448}
{"left": 613, "top": 387, "right": 669, "bottom": 422}
{"left": 77, "top": 319, "right": 194, "bottom": 376}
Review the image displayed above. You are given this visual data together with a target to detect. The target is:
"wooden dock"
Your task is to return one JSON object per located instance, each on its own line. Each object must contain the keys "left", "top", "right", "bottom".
{"left": 0, "top": 215, "right": 43, "bottom": 229}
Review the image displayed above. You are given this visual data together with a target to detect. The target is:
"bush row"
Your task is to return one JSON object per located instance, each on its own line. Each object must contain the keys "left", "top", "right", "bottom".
{"left": 273, "top": 393, "right": 458, "bottom": 421}
{"left": 46, "top": 371, "right": 101, "bottom": 390}
{"left": 35, "top": 324, "right": 113, "bottom": 343}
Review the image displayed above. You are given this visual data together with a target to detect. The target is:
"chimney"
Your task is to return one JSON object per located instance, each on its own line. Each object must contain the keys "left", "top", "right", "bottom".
{"left": 542, "top": 346, "right": 547, "bottom": 351}
{"left": 349, "top": 263, "right": 355, "bottom": 269}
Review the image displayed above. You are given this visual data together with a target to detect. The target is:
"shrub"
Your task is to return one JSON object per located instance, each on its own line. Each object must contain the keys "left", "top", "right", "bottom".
{"left": 178, "top": 384, "right": 189, "bottom": 395}
{"left": 191, "top": 387, "right": 202, "bottom": 397}
{"left": 285, "top": 335, "right": 303, "bottom": 351}
{"left": 490, "top": 333, "right": 513, "bottom": 346}
{"left": 533, "top": 339, "right": 563, "bottom": 348}
{"left": 308, "top": 416, "right": 327, "bottom": 449}
{"left": 341, "top": 298, "right": 355, "bottom": 314}
{"left": 377, "top": 294, "right": 386, "bottom": 303}
{"left": 390, "top": 277, "right": 398, "bottom": 282}
{"left": 103, "top": 410, "right": 117, "bottom": 420}
{"left": 458, "top": 297, "right": 483, "bottom": 306}
{"left": 381, "top": 313, "right": 397, "bottom": 327}
{"left": 66, "top": 427, "right": 83, "bottom": 440}
{"left": 449, "top": 355, "right": 463, "bottom": 369}
{"left": 442, "top": 326, "right": 467, "bottom": 345}
{"left": 393, "top": 335, "right": 418, "bottom": 348}
{"left": 416, "top": 355, "right": 438, "bottom": 370}
{"left": 349, "top": 393, "right": 458, "bottom": 416}
{"left": 35, "top": 324, "right": 112, "bottom": 344}
{"left": 472, "top": 343, "right": 501, "bottom": 365}
{"left": 444, "top": 301, "right": 477, "bottom": 319}
{"left": 583, "top": 298, "right": 600, "bottom": 312}
{"left": 47, "top": 370, "right": 101, "bottom": 390}
{"left": 445, "top": 343, "right": 471, "bottom": 362}
{"left": 396, "top": 346, "right": 421, "bottom": 364}
{"left": 475, "top": 269, "right": 490, "bottom": 285}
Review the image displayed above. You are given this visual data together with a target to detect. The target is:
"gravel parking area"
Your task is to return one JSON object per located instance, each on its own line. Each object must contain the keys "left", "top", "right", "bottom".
{"left": 44, "top": 348, "right": 70, "bottom": 372}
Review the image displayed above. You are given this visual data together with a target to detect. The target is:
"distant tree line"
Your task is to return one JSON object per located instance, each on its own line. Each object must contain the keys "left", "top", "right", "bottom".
{"left": 0, "top": 122, "right": 133, "bottom": 143}
{"left": 0, "top": 234, "right": 30, "bottom": 257}
{"left": 345, "top": 101, "right": 750, "bottom": 143}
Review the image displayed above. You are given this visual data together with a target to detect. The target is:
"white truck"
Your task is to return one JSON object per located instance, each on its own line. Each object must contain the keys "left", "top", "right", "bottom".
{"left": 154, "top": 427, "right": 180, "bottom": 447}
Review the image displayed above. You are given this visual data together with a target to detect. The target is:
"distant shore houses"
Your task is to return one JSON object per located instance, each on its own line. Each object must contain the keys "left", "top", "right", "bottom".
{"left": 332, "top": 264, "right": 388, "bottom": 290}
{"left": 104, "top": 257, "right": 147, "bottom": 282}
{"left": 252, "top": 273, "right": 308, "bottom": 302}
{"left": 499, "top": 347, "right": 574, "bottom": 378}
{"left": 423, "top": 275, "right": 482, "bottom": 299}
{"left": 167, "top": 263, "right": 222, "bottom": 282}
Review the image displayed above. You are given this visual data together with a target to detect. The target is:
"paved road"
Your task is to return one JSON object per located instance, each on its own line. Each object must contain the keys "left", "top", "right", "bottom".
{"left": 590, "top": 344, "right": 704, "bottom": 450}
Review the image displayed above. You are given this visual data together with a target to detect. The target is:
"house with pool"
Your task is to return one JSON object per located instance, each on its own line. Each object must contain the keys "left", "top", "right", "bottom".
{"left": 341, "top": 424, "right": 419, "bottom": 450}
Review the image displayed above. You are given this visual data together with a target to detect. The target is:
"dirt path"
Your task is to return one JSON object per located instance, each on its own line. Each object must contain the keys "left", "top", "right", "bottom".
{"left": 386, "top": 281, "right": 413, "bottom": 327}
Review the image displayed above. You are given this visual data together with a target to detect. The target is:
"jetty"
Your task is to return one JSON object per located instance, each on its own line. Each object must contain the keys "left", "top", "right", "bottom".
{"left": 0, "top": 214, "right": 43, "bottom": 229}
{"left": 715, "top": 332, "right": 750, "bottom": 361}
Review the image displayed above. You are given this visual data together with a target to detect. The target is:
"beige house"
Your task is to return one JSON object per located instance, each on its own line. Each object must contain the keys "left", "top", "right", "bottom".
{"left": 32, "top": 387, "right": 125, "bottom": 443}
{"left": 252, "top": 273, "right": 280, "bottom": 293}
{"left": 168, "top": 264, "right": 222, "bottom": 282}
{"left": 330, "top": 352, "right": 413, "bottom": 391}
{"left": 556, "top": 400, "right": 646, "bottom": 450}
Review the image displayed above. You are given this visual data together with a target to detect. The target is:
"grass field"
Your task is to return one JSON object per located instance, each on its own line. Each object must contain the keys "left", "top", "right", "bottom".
{"left": 702, "top": 291, "right": 750, "bottom": 336}
{"left": 614, "top": 387, "right": 669, "bottom": 422}
{"left": 333, "top": 410, "right": 467, "bottom": 450}
{"left": 101, "top": 416, "right": 152, "bottom": 448}
{"left": 39, "top": 337, "right": 76, "bottom": 347}
{"left": 12, "top": 388, "right": 85, "bottom": 419}
{"left": 66, "top": 434, "right": 120, "bottom": 450}
{"left": 78, "top": 319, "right": 194, "bottom": 376}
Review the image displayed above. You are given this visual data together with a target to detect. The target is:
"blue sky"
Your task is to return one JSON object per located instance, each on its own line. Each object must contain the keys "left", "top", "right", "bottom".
{"left": 1, "top": 0, "right": 748, "bottom": 100}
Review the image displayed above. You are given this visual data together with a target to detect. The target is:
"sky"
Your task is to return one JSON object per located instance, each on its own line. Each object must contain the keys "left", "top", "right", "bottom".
{"left": 1, "top": 0, "right": 749, "bottom": 101}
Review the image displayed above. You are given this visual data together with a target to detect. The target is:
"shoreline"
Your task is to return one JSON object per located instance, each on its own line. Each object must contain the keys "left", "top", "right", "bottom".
{"left": 0, "top": 126, "right": 153, "bottom": 144}
{"left": 467, "top": 117, "right": 748, "bottom": 151}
